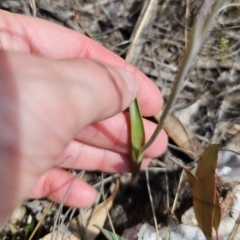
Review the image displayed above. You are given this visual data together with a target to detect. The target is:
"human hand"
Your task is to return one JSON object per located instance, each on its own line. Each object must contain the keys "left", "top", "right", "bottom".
{"left": 0, "top": 10, "right": 167, "bottom": 224}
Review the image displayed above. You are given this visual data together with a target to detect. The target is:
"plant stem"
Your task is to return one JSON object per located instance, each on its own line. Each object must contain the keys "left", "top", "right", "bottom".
{"left": 137, "top": 0, "right": 226, "bottom": 164}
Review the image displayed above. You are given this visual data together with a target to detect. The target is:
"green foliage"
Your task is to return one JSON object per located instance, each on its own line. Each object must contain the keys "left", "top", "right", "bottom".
{"left": 129, "top": 98, "right": 145, "bottom": 183}
{"left": 185, "top": 144, "right": 221, "bottom": 240}
{"left": 218, "top": 37, "right": 230, "bottom": 57}
{"left": 23, "top": 224, "right": 33, "bottom": 234}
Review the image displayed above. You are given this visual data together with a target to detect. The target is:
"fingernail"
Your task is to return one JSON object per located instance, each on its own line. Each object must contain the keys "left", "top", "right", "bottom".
{"left": 116, "top": 68, "right": 140, "bottom": 92}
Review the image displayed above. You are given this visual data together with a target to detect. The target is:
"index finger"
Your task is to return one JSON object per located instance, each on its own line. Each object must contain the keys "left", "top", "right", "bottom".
{"left": 0, "top": 10, "right": 163, "bottom": 116}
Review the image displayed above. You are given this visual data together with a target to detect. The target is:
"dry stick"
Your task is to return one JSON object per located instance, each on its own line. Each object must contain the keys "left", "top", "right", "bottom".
{"left": 60, "top": 206, "right": 77, "bottom": 226}
{"left": 28, "top": 202, "right": 53, "bottom": 240}
{"left": 93, "top": 174, "right": 125, "bottom": 189}
{"left": 220, "top": 148, "right": 240, "bottom": 156}
{"left": 79, "top": 208, "right": 88, "bottom": 240}
{"left": 170, "top": 170, "right": 185, "bottom": 216}
{"left": 125, "top": 0, "right": 158, "bottom": 65}
{"left": 168, "top": 143, "right": 196, "bottom": 156}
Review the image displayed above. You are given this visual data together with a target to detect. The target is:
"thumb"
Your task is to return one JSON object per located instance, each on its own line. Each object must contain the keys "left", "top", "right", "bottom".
{"left": 3, "top": 52, "right": 140, "bottom": 139}
{"left": 59, "top": 58, "right": 139, "bottom": 129}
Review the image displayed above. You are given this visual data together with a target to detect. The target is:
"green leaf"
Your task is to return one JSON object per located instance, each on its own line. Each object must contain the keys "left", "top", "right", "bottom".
{"left": 23, "top": 224, "right": 33, "bottom": 233}
{"left": 129, "top": 98, "right": 145, "bottom": 183}
{"left": 184, "top": 144, "right": 221, "bottom": 240}
{"left": 95, "top": 225, "right": 128, "bottom": 240}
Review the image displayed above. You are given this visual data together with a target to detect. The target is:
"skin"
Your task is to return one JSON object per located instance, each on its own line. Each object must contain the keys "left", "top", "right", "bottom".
{"left": 0, "top": 10, "right": 168, "bottom": 224}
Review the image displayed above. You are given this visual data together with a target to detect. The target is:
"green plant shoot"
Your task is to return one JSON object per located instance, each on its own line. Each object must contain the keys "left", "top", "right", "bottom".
{"left": 124, "top": 0, "right": 158, "bottom": 183}
{"left": 129, "top": 98, "right": 145, "bottom": 184}
{"left": 128, "top": 0, "right": 226, "bottom": 183}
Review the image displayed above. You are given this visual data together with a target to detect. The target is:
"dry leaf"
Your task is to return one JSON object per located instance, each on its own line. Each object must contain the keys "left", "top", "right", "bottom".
{"left": 185, "top": 144, "right": 221, "bottom": 240}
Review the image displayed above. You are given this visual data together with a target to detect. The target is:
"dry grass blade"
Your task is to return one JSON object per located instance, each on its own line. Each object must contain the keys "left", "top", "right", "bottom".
{"left": 81, "top": 179, "right": 119, "bottom": 240}
{"left": 79, "top": 208, "right": 88, "bottom": 240}
{"left": 39, "top": 172, "right": 85, "bottom": 240}
{"left": 29, "top": 0, "right": 36, "bottom": 17}
{"left": 40, "top": 180, "right": 119, "bottom": 240}
{"left": 125, "top": 0, "right": 158, "bottom": 64}
{"left": 170, "top": 170, "right": 185, "bottom": 216}
{"left": 28, "top": 202, "right": 53, "bottom": 240}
